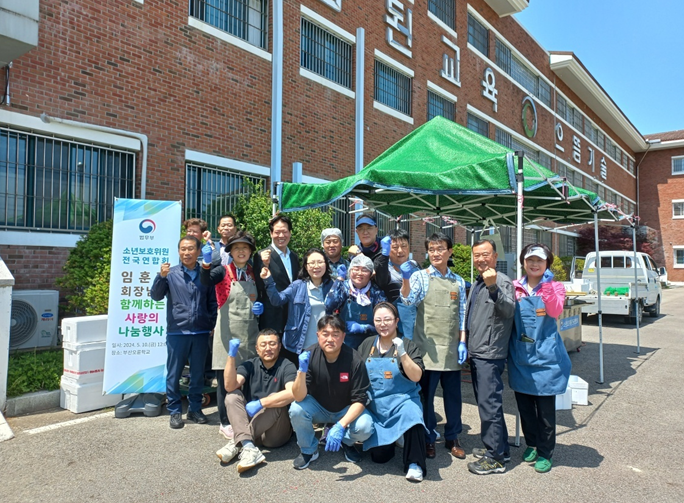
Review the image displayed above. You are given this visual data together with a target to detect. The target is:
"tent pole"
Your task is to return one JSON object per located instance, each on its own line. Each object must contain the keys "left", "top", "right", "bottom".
{"left": 594, "top": 210, "right": 604, "bottom": 384}
{"left": 515, "top": 152, "right": 524, "bottom": 447}
{"left": 470, "top": 230, "right": 474, "bottom": 284}
{"left": 632, "top": 220, "right": 640, "bottom": 354}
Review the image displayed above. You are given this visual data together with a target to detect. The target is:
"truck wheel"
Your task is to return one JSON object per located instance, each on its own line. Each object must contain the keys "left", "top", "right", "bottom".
{"left": 625, "top": 301, "right": 643, "bottom": 325}
{"left": 648, "top": 297, "right": 661, "bottom": 318}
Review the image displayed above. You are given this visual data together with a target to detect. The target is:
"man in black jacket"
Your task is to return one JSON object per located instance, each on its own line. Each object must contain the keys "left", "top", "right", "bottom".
{"left": 150, "top": 236, "right": 218, "bottom": 430}
{"left": 253, "top": 215, "right": 300, "bottom": 334}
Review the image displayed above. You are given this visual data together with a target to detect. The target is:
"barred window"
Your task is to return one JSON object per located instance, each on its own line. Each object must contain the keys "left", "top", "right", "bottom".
{"left": 427, "top": 91, "right": 455, "bottom": 121}
{"left": 571, "top": 107, "right": 583, "bottom": 130}
{"left": 185, "top": 162, "right": 265, "bottom": 230}
{"left": 597, "top": 130, "right": 605, "bottom": 151}
{"left": 614, "top": 149, "right": 621, "bottom": 166}
{"left": 1, "top": 127, "right": 134, "bottom": 231}
{"left": 429, "top": 0, "right": 455, "bottom": 30}
{"left": 495, "top": 39, "right": 511, "bottom": 74}
{"left": 628, "top": 158, "right": 635, "bottom": 175}
{"left": 374, "top": 60, "right": 412, "bottom": 116}
{"left": 557, "top": 95, "right": 567, "bottom": 121}
{"left": 189, "top": 0, "right": 268, "bottom": 50}
{"left": 511, "top": 137, "right": 539, "bottom": 164}
{"left": 621, "top": 152, "right": 628, "bottom": 169}
{"left": 300, "top": 18, "right": 353, "bottom": 89}
{"left": 495, "top": 128, "right": 512, "bottom": 149}
{"left": 586, "top": 179, "right": 598, "bottom": 195}
{"left": 511, "top": 56, "right": 538, "bottom": 95}
{"left": 584, "top": 121, "right": 597, "bottom": 144}
{"left": 467, "top": 113, "right": 489, "bottom": 138}
{"left": 467, "top": 13, "right": 489, "bottom": 56}
{"left": 538, "top": 152, "right": 552, "bottom": 170}
{"left": 538, "top": 80, "right": 551, "bottom": 108}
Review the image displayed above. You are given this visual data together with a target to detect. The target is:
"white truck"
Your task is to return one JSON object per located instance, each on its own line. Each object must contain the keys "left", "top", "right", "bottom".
{"left": 574, "top": 251, "right": 663, "bottom": 324}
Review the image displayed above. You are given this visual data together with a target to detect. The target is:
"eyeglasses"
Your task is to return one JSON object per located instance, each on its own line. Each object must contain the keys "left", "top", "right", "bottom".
{"left": 307, "top": 261, "right": 326, "bottom": 266}
{"left": 427, "top": 247, "right": 448, "bottom": 254}
{"left": 373, "top": 318, "right": 396, "bottom": 325}
{"left": 473, "top": 252, "right": 493, "bottom": 259}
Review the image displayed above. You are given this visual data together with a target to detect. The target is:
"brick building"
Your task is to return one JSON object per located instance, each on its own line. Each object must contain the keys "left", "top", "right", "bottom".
{"left": 0, "top": 0, "right": 668, "bottom": 293}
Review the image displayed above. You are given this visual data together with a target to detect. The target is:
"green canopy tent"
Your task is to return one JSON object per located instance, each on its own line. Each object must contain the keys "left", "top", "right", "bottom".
{"left": 277, "top": 115, "right": 618, "bottom": 401}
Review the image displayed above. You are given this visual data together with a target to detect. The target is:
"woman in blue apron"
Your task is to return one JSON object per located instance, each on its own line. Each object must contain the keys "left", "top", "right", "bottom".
{"left": 325, "top": 254, "right": 386, "bottom": 350}
{"left": 509, "top": 243, "right": 570, "bottom": 474}
{"left": 357, "top": 302, "right": 427, "bottom": 483}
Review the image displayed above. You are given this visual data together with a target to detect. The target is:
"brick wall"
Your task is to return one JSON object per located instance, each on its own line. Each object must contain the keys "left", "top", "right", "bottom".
{"left": 0, "top": 245, "right": 71, "bottom": 291}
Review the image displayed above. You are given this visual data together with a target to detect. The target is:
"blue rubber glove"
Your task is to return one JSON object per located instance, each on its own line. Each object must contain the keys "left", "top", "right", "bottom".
{"left": 252, "top": 302, "right": 264, "bottom": 316}
{"left": 458, "top": 341, "right": 468, "bottom": 365}
{"left": 325, "top": 422, "right": 346, "bottom": 452}
{"left": 346, "top": 321, "right": 369, "bottom": 334}
{"left": 298, "top": 351, "right": 310, "bottom": 373}
{"left": 245, "top": 399, "right": 263, "bottom": 418}
{"left": 336, "top": 264, "right": 347, "bottom": 280}
{"left": 202, "top": 244, "right": 213, "bottom": 264}
{"left": 400, "top": 261, "right": 414, "bottom": 280}
{"left": 381, "top": 236, "right": 392, "bottom": 257}
{"left": 228, "top": 338, "right": 241, "bottom": 358}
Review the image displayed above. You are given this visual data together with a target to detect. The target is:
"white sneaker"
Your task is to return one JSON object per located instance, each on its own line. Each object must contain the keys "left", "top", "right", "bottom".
{"left": 219, "top": 424, "right": 233, "bottom": 439}
{"left": 237, "top": 445, "right": 266, "bottom": 473}
{"left": 406, "top": 463, "right": 424, "bottom": 482}
{"left": 216, "top": 440, "right": 239, "bottom": 464}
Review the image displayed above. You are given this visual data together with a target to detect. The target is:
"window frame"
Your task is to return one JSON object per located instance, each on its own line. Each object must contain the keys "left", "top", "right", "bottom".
{"left": 428, "top": 0, "right": 456, "bottom": 31}
{"left": 673, "top": 200, "right": 684, "bottom": 219}
{"left": 373, "top": 52, "right": 414, "bottom": 122}
{"left": 673, "top": 155, "right": 684, "bottom": 175}
{"left": 467, "top": 12, "right": 489, "bottom": 56}
{"left": 674, "top": 246, "right": 684, "bottom": 268}
{"left": 299, "top": 16, "right": 354, "bottom": 93}
{"left": 467, "top": 112, "right": 489, "bottom": 138}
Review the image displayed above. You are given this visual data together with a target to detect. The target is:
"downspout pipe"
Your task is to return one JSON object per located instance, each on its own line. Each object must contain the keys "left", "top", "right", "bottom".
{"left": 40, "top": 113, "right": 148, "bottom": 198}
{"left": 270, "top": 0, "right": 284, "bottom": 195}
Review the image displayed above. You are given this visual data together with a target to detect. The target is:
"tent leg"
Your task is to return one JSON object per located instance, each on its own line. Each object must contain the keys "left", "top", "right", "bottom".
{"left": 594, "top": 211, "right": 604, "bottom": 384}
{"left": 514, "top": 152, "right": 524, "bottom": 447}
{"left": 633, "top": 222, "right": 640, "bottom": 354}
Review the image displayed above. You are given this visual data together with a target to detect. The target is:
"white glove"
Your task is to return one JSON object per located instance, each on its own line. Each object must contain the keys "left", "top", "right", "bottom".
{"left": 392, "top": 337, "right": 406, "bottom": 358}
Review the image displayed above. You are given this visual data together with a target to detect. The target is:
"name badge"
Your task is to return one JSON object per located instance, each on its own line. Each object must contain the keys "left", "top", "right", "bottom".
{"left": 340, "top": 373, "right": 349, "bottom": 382}
{"left": 536, "top": 308, "right": 546, "bottom": 317}
{"left": 359, "top": 313, "right": 368, "bottom": 321}
{"left": 450, "top": 291, "right": 458, "bottom": 301}
{"left": 384, "top": 371, "right": 393, "bottom": 379}
{"left": 249, "top": 293, "right": 256, "bottom": 302}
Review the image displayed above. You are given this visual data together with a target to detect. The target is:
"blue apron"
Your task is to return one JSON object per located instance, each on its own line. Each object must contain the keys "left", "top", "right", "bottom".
{"left": 342, "top": 296, "right": 374, "bottom": 350}
{"left": 394, "top": 298, "right": 416, "bottom": 341}
{"left": 508, "top": 295, "right": 571, "bottom": 396}
{"left": 363, "top": 337, "right": 426, "bottom": 450}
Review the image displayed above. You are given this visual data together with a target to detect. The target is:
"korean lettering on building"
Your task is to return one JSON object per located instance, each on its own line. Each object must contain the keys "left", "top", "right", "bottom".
{"left": 385, "top": 0, "right": 413, "bottom": 57}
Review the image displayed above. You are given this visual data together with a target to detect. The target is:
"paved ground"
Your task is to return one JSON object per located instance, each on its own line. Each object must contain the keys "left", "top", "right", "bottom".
{"left": 4, "top": 288, "right": 684, "bottom": 503}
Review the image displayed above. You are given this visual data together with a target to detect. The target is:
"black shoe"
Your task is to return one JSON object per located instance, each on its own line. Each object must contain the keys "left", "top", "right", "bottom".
{"left": 342, "top": 443, "right": 361, "bottom": 463}
{"left": 187, "top": 409, "right": 209, "bottom": 424}
{"left": 293, "top": 450, "right": 319, "bottom": 470}
{"left": 472, "top": 447, "right": 511, "bottom": 463}
{"left": 169, "top": 413, "right": 184, "bottom": 429}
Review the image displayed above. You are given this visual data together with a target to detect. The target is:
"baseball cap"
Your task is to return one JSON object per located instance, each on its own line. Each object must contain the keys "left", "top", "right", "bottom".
{"left": 355, "top": 216, "right": 377, "bottom": 227}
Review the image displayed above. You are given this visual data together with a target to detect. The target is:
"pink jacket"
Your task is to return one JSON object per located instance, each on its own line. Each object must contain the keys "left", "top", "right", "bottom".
{"left": 512, "top": 276, "right": 565, "bottom": 319}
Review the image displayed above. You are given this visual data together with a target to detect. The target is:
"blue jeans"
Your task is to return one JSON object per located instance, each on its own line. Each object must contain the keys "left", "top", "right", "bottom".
{"left": 289, "top": 395, "right": 374, "bottom": 455}
{"left": 421, "top": 370, "right": 462, "bottom": 443}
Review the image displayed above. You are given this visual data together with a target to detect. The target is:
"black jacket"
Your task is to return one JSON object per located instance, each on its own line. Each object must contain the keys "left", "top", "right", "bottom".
{"left": 253, "top": 245, "right": 300, "bottom": 333}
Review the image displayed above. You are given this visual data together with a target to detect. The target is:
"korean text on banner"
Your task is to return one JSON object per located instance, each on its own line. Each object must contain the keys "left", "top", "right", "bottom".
{"left": 103, "top": 199, "right": 181, "bottom": 394}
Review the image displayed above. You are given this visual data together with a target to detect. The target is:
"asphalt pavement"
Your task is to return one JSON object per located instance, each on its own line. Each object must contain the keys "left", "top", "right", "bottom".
{"left": 3, "top": 287, "right": 684, "bottom": 503}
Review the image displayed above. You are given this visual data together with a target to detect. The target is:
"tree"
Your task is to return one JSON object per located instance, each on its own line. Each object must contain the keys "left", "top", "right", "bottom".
{"left": 576, "top": 224, "right": 660, "bottom": 259}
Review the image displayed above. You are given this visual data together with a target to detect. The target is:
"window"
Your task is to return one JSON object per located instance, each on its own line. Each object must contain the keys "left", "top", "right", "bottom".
{"left": 185, "top": 162, "right": 265, "bottom": 230}
{"left": 674, "top": 201, "right": 684, "bottom": 218}
{"left": 584, "top": 121, "right": 597, "bottom": 144}
{"left": 467, "top": 113, "right": 489, "bottom": 138}
{"left": 614, "top": 149, "right": 621, "bottom": 166}
{"left": 0, "top": 127, "right": 134, "bottom": 231}
{"left": 538, "top": 80, "right": 551, "bottom": 108}
{"left": 300, "top": 18, "right": 353, "bottom": 89}
{"left": 674, "top": 248, "right": 684, "bottom": 268}
{"left": 596, "top": 130, "right": 605, "bottom": 151}
{"left": 557, "top": 95, "right": 567, "bottom": 122}
{"left": 571, "top": 107, "right": 583, "bottom": 130}
{"left": 673, "top": 156, "right": 684, "bottom": 175}
{"left": 511, "top": 56, "right": 538, "bottom": 95}
{"left": 427, "top": 91, "right": 455, "bottom": 121}
{"left": 374, "top": 60, "right": 412, "bottom": 116}
{"left": 538, "top": 152, "right": 552, "bottom": 170}
{"left": 628, "top": 158, "right": 635, "bottom": 175}
{"left": 495, "top": 128, "right": 512, "bottom": 149}
{"left": 511, "top": 137, "right": 539, "bottom": 164}
{"left": 374, "top": 210, "right": 410, "bottom": 240}
{"left": 429, "top": 0, "right": 455, "bottom": 30}
{"left": 467, "top": 13, "right": 489, "bottom": 56}
{"left": 495, "top": 39, "right": 511, "bottom": 74}
{"left": 189, "top": 0, "right": 268, "bottom": 50}
{"left": 621, "top": 152, "right": 628, "bottom": 169}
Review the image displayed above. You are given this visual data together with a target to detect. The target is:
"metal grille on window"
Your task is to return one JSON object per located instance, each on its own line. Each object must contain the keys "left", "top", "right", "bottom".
{"left": 572, "top": 107, "right": 583, "bottom": 130}
{"left": 429, "top": 0, "right": 455, "bottom": 30}
{"left": 427, "top": 91, "right": 455, "bottom": 121}
{"left": 621, "top": 152, "right": 628, "bottom": 169}
{"left": 189, "top": 0, "right": 268, "bottom": 50}
{"left": 185, "top": 162, "right": 265, "bottom": 231}
{"left": 511, "top": 56, "right": 538, "bottom": 95}
{"left": 467, "top": 113, "right": 489, "bottom": 138}
{"left": 584, "top": 122, "right": 597, "bottom": 144}
{"left": 538, "top": 152, "right": 552, "bottom": 170}
{"left": 538, "top": 80, "right": 551, "bottom": 108}
{"left": 495, "top": 128, "right": 512, "bottom": 149}
{"left": 557, "top": 95, "right": 567, "bottom": 122}
{"left": 628, "top": 158, "right": 635, "bottom": 175}
{"left": 510, "top": 138, "right": 539, "bottom": 164}
{"left": 300, "top": 18, "right": 353, "bottom": 89}
{"left": 375, "top": 210, "right": 410, "bottom": 240}
{"left": 374, "top": 60, "right": 412, "bottom": 116}
{"left": 1, "top": 127, "right": 134, "bottom": 231}
{"left": 597, "top": 130, "right": 605, "bottom": 151}
{"left": 467, "top": 13, "right": 489, "bottom": 56}
{"left": 495, "top": 39, "right": 511, "bottom": 74}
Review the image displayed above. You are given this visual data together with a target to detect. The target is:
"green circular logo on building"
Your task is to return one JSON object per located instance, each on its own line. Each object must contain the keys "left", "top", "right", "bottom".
{"left": 522, "top": 96, "right": 537, "bottom": 138}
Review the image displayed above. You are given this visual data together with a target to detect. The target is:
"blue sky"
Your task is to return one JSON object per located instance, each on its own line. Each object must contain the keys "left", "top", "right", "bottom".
{"left": 515, "top": 1, "right": 683, "bottom": 135}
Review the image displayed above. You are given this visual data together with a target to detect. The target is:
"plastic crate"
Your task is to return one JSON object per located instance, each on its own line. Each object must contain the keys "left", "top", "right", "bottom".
{"left": 555, "top": 387, "right": 572, "bottom": 410}
{"left": 568, "top": 375, "right": 589, "bottom": 405}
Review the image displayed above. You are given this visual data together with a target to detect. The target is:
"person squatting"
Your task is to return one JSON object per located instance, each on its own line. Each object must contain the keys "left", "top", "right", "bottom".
{"left": 152, "top": 213, "right": 570, "bottom": 480}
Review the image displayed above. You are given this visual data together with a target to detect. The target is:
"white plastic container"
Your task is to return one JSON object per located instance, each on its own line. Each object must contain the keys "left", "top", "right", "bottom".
{"left": 61, "top": 315, "right": 108, "bottom": 345}
{"left": 60, "top": 376, "right": 121, "bottom": 413}
{"left": 568, "top": 375, "right": 589, "bottom": 405}
{"left": 63, "top": 341, "right": 106, "bottom": 384}
{"left": 555, "top": 387, "right": 572, "bottom": 410}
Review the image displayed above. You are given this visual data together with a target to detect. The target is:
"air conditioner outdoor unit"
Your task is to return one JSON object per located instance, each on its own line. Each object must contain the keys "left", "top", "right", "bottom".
{"left": 10, "top": 290, "right": 59, "bottom": 350}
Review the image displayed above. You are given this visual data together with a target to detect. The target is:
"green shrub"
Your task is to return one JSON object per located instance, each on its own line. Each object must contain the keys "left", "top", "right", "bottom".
{"left": 550, "top": 255, "right": 568, "bottom": 281}
{"left": 7, "top": 349, "right": 63, "bottom": 397}
{"left": 56, "top": 220, "right": 113, "bottom": 315}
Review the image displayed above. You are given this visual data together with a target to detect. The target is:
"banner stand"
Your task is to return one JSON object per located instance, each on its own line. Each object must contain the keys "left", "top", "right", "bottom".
{"left": 114, "top": 393, "right": 165, "bottom": 418}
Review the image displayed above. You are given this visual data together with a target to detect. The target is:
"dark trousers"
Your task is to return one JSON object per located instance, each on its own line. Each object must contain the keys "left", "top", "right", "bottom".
{"left": 420, "top": 370, "right": 462, "bottom": 443}
{"left": 369, "top": 424, "right": 427, "bottom": 475}
{"left": 280, "top": 347, "right": 299, "bottom": 367}
{"left": 515, "top": 392, "right": 556, "bottom": 460}
{"left": 166, "top": 333, "right": 209, "bottom": 415}
{"left": 470, "top": 357, "right": 509, "bottom": 462}
{"left": 215, "top": 369, "right": 229, "bottom": 426}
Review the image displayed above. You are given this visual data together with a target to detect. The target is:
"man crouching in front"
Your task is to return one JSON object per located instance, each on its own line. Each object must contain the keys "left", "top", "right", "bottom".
{"left": 289, "top": 314, "right": 374, "bottom": 469}
{"left": 215, "top": 329, "right": 297, "bottom": 473}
